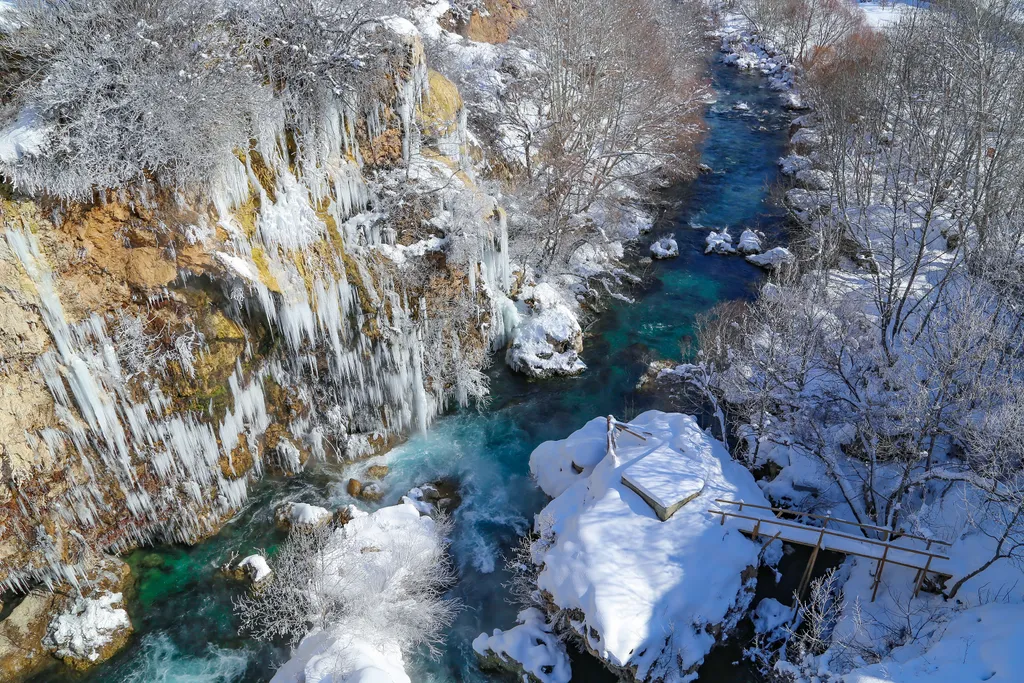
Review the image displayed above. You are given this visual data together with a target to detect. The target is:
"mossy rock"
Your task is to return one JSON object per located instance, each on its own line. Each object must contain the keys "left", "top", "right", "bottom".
{"left": 419, "top": 70, "right": 463, "bottom": 138}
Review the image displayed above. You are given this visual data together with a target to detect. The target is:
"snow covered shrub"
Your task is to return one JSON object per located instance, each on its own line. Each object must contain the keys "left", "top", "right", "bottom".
{"left": 738, "top": 0, "right": 865, "bottom": 65}
{"left": 235, "top": 509, "right": 459, "bottom": 655}
{"left": 0, "top": 0, "right": 271, "bottom": 199}
{"left": 228, "top": 0, "right": 401, "bottom": 171}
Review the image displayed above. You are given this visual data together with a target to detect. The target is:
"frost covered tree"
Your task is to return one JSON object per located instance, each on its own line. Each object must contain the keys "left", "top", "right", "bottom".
{"left": 235, "top": 513, "right": 459, "bottom": 655}
{"left": 0, "top": 0, "right": 398, "bottom": 198}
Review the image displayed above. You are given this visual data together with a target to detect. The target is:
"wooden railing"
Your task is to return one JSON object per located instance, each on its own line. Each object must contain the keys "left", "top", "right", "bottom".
{"left": 711, "top": 499, "right": 951, "bottom": 601}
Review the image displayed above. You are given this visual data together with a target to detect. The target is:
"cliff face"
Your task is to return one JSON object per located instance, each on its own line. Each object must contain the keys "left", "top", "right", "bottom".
{"left": 0, "top": 20, "right": 509, "bottom": 606}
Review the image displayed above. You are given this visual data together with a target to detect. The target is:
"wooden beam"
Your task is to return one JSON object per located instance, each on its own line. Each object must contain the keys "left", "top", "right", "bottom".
{"left": 797, "top": 528, "right": 826, "bottom": 601}
{"left": 913, "top": 555, "right": 933, "bottom": 597}
{"left": 871, "top": 544, "right": 890, "bottom": 602}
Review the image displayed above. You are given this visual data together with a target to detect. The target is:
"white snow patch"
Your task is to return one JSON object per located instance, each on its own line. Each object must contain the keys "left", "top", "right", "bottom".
{"left": 238, "top": 554, "right": 272, "bottom": 583}
{"left": 746, "top": 247, "right": 795, "bottom": 270}
{"left": 0, "top": 109, "right": 49, "bottom": 163}
{"left": 705, "top": 228, "right": 737, "bottom": 254}
{"left": 738, "top": 229, "right": 763, "bottom": 254}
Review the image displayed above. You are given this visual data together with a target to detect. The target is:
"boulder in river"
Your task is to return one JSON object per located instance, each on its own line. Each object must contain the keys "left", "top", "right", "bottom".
{"left": 649, "top": 236, "right": 679, "bottom": 259}
{"left": 506, "top": 283, "right": 586, "bottom": 379}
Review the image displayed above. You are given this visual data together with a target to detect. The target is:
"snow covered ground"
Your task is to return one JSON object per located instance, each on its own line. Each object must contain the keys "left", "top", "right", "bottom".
{"left": 527, "top": 411, "right": 774, "bottom": 682}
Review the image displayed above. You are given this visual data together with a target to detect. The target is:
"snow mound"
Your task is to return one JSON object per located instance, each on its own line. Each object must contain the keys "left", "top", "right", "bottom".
{"left": 785, "top": 188, "right": 832, "bottom": 225}
{"left": 237, "top": 554, "right": 272, "bottom": 583}
{"left": 844, "top": 603, "right": 1024, "bottom": 683}
{"left": 795, "top": 168, "right": 830, "bottom": 190}
{"left": 0, "top": 109, "right": 48, "bottom": 163}
{"left": 790, "top": 127, "right": 821, "bottom": 149}
{"left": 738, "top": 229, "right": 763, "bottom": 254}
{"left": 473, "top": 607, "right": 571, "bottom": 683}
{"left": 529, "top": 410, "right": 771, "bottom": 682}
{"left": 650, "top": 235, "right": 679, "bottom": 259}
{"left": 506, "top": 283, "right": 586, "bottom": 378}
{"left": 44, "top": 592, "right": 131, "bottom": 664}
{"left": 746, "top": 247, "right": 795, "bottom": 270}
{"left": 705, "top": 228, "right": 737, "bottom": 254}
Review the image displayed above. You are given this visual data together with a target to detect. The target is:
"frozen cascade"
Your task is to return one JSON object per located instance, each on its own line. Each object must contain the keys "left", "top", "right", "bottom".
{"left": 3, "top": 228, "right": 272, "bottom": 591}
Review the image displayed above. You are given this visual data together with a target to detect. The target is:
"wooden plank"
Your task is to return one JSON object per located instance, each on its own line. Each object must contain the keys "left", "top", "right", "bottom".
{"left": 913, "top": 555, "right": 933, "bottom": 597}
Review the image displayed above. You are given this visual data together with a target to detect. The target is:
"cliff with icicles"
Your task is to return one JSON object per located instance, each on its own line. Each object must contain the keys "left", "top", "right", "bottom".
{"left": 0, "top": 4, "right": 520, "bottom": 611}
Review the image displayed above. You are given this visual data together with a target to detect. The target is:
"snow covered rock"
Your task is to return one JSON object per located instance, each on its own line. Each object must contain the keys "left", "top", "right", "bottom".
{"left": 474, "top": 607, "right": 572, "bottom": 683}
{"left": 649, "top": 235, "right": 679, "bottom": 259}
{"left": 528, "top": 410, "right": 771, "bottom": 682}
{"left": 737, "top": 229, "right": 763, "bottom": 254}
{"left": 746, "top": 247, "right": 795, "bottom": 270}
{"left": 795, "top": 168, "right": 830, "bottom": 190}
{"left": 784, "top": 188, "right": 832, "bottom": 225}
{"left": 782, "top": 91, "right": 808, "bottom": 110}
{"left": 778, "top": 154, "right": 812, "bottom": 177}
{"left": 237, "top": 555, "right": 272, "bottom": 584}
{"left": 790, "top": 127, "right": 821, "bottom": 149}
{"left": 276, "top": 502, "right": 333, "bottom": 532}
{"left": 506, "top": 283, "right": 586, "bottom": 378}
{"left": 705, "top": 228, "right": 737, "bottom": 254}
{"left": 43, "top": 593, "right": 132, "bottom": 669}
{"left": 752, "top": 598, "right": 795, "bottom": 643}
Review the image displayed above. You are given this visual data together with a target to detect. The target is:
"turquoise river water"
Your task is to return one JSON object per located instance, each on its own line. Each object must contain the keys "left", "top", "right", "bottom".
{"left": 31, "top": 54, "right": 795, "bottom": 683}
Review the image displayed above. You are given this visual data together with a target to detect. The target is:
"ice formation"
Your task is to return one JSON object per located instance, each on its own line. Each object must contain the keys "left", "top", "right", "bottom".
{"left": 0, "top": 18, "right": 516, "bottom": 594}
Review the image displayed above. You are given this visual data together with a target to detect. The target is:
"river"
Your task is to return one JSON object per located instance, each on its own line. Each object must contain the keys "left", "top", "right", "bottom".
{"left": 30, "top": 52, "right": 795, "bottom": 683}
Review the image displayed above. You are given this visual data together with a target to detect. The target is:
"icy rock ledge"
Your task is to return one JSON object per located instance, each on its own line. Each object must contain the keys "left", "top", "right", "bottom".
{"left": 528, "top": 410, "right": 771, "bottom": 682}
{"left": 650, "top": 235, "right": 679, "bottom": 259}
{"left": 43, "top": 592, "right": 132, "bottom": 669}
{"left": 474, "top": 607, "right": 572, "bottom": 683}
{"left": 506, "top": 283, "right": 586, "bottom": 379}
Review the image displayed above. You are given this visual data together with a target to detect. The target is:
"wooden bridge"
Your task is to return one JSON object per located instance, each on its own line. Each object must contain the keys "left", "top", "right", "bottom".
{"left": 710, "top": 499, "right": 952, "bottom": 601}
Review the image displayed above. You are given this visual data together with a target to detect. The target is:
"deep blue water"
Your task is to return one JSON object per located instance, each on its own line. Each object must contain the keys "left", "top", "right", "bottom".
{"left": 32, "top": 55, "right": 793, "bottom": 683}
